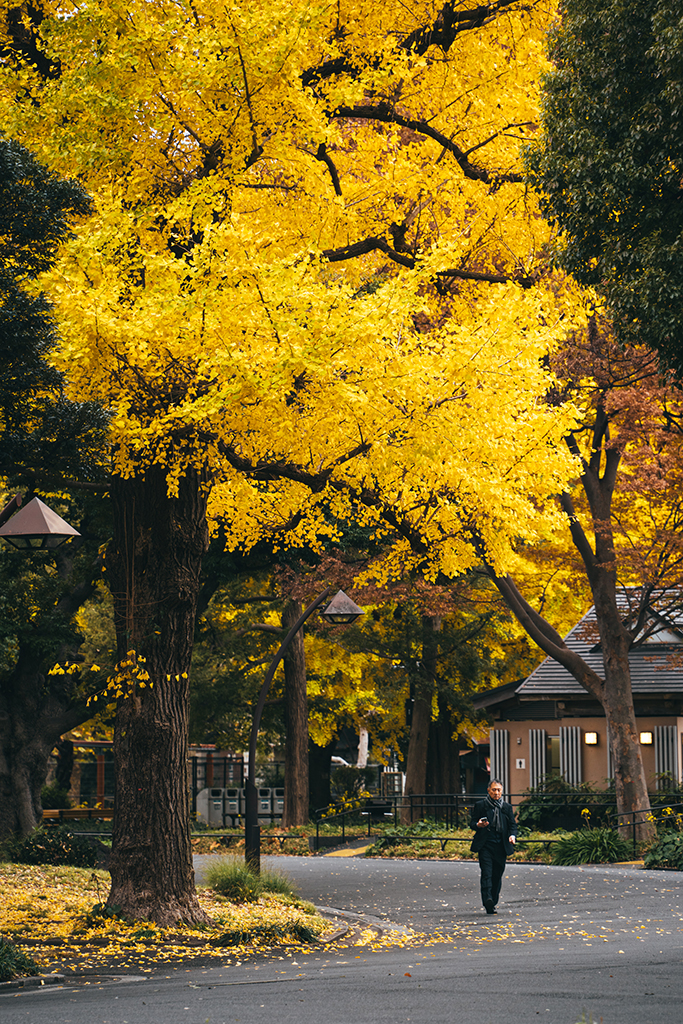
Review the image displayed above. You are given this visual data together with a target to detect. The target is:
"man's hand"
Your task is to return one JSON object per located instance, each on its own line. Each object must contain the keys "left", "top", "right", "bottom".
{"left": 509, "top": 835, "right": 516, "bottom": 845}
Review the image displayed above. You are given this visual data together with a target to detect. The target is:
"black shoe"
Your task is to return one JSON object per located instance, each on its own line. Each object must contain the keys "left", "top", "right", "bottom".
{"left": 484, "top": 898, "right": 495, "bottom": 914}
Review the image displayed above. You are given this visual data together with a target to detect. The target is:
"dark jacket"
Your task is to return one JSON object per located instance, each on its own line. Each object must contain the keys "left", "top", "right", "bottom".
{"left": 470, "top": 798, "right": 518, "bottom": 857}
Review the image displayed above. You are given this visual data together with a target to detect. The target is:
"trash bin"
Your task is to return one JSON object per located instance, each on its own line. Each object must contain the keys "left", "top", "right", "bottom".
{"left": 272, "top": 788, "right": 285, "bottom": 817}
{"left": 196, "top": 787, "right": 225, "bottom": 827}
{"left": 257, "top": 787, "right": 273, "bottom": 821}
{"left": 224, "top": 788, "right": 242, "bottom": 825}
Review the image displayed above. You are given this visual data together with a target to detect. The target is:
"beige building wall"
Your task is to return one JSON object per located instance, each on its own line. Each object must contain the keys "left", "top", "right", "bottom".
{"left": 494, "top": 716, "right": 682, "bottom": 797}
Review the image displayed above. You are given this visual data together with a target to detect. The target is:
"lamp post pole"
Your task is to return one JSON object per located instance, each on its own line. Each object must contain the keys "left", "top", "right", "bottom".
{"left": 244, "top": 587, "right": 363, "bottom": 872}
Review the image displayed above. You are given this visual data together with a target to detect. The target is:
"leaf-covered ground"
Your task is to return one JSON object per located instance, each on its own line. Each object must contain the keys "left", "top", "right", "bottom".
{"left": 0, "top": 863, "right": 338, "bottom": 976}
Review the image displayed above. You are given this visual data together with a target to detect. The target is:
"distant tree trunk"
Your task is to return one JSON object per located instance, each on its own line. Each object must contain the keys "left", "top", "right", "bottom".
{"left": 356, "top": 726, "right": 369, "bottom": 768}
{"left": 281, "top": 599, "right": 308, "bottom": 827}
{"left": 401, "top": 615, "right": 441, "bottom": 824}
{"left": 308, "top": 738, "right": 336, "bottom": 814}
{"left": 55, "top": 738, "right": 74, "bottom": 793}
{"left": 0, "top": 583, "right": 98, "bottom": 841}
{"left": 427, "top": 695, "right": 455, "bottom": 795}
{"left": 106, "top": 467, "right": 211, "bottom": 927}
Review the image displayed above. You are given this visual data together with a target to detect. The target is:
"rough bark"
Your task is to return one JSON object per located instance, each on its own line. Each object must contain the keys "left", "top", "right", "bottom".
{"left": 401, "top": 615, "right": 441, "bottom": 823}
{"left": 281, "top": 599, "right": 309, "bottom": 827}
{"left": 106, "top": 467, "right": 211, "bottom": 926}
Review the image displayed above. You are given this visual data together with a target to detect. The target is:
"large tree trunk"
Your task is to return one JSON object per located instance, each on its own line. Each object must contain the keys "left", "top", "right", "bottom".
{"left": 106, "top": 467, "right": 210, "bottom": 926}
{"left": 401, "top": 615, "right": 441, "bottom": 824}
{"left": 281, "top": 600, "right": 309, "bottom": 827}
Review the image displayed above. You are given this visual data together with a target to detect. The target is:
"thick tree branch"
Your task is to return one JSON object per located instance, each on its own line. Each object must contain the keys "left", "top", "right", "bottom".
{"left": 437, "top": 267, "right": 536, "bottom": 288}
{"left": 334, "top": 103, "right": 521, "bottom": 184}
{"left": 588, "top": 403, "right": 610, "bottom": 477}
{"left": 400, "top": 1, "right": 525, "bottom": 55}
{"left": 313, "top": 143, "right": 342, "bottom": 196}
{"left": 301, "top": 2, "right": 526, "bottom": 89}
{"left": 559, "top": 490, "right": 597, "bottom": 576}
{"left": 321, "top": 234, "right": 415, "bottom": 268}
{"left": 216, "top": 440, "right": 372, "bottom": 492}
{"left": 489, "top": 571, "right": 605, "bottom": 702}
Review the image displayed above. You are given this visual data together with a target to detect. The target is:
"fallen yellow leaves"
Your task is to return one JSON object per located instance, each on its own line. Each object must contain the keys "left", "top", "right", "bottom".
{"left": 0, "top": 863, "right": 332, "bottom": 975}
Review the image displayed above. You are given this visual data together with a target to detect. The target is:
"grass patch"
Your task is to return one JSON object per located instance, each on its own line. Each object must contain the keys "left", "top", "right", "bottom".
{"left": 0, "top": 936, "right": 40, "bottom": 982}
{"left": 204, "top": 857, "right": 297, "bottom": 903}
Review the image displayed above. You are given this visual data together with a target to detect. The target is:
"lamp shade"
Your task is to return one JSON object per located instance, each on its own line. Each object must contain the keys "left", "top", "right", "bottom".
{"left": 0, "top": 497, "right": 80, "bottom": 549}
{"left": 319, "top": 589, "right": 364, "bottom": 624}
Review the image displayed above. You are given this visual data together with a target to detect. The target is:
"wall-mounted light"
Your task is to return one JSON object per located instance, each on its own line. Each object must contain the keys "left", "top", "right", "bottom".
{"left": 584, "top": 732, "right": 598, "bottom": 746}
{"left": 640, "top": 731, "right": 653, "bottom": 745}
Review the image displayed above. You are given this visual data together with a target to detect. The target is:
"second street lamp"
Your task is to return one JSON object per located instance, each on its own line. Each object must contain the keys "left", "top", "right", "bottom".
{"left": 244, "top": 588, "right": 363, "bottom": 872}
{"left": 0, "top": 496, "right": 81, "bottom": 549}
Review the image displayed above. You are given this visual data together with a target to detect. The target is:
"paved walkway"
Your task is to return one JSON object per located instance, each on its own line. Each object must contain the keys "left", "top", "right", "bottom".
{"left": 2, "top": 857, "right": 682, "bottom": 1024}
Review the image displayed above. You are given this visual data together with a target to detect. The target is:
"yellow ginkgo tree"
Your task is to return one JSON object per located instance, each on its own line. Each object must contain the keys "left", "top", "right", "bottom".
{"left": 0, "top": 0, "right": 579, "bottom": 922}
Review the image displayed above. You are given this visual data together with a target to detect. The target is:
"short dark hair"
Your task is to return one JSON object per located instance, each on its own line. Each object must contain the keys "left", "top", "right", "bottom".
{"left": 488, "top": 778, "right": 503, "bottom": 789}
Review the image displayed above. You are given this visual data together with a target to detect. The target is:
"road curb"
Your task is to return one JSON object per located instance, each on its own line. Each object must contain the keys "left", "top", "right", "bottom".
{"left": 0, "top": 973, "right": 65, "bottom": 991}
{"left": 315, "top": 905, "right": 412, "bottom": 944}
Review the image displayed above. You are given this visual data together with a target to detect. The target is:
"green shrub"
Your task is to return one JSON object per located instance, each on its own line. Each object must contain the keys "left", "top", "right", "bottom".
{"left": 0, "top": 937, "right": 40, "bottom": 983}
{"left": 643, "top": 832, "right": 683, "bottom": 870}
{"left": 551, "top": 827, "right": 630, "bottom": 866}
{"left": 204, "top": 857, "right": 296, "bottom": 902}
{"left": 650, "top": 775, "right": 683, "bottom": 807}
{"left": 40, "top": 783, "right": 71, "bottom": 810}
{"left": 517, "top": 776, "right": 615, "bottom": 831}
{"left": 8, "top": 826, "right": 97, "bottom": 868}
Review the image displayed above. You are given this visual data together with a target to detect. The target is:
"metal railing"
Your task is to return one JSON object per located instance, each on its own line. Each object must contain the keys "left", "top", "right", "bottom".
{"left": 608, "top": 801, "right": 683, "bottom": 858}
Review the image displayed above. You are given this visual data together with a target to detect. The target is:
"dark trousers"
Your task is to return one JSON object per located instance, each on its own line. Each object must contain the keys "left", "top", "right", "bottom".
{"left": 478, "top": 840, "right": 507, "bottom": 907}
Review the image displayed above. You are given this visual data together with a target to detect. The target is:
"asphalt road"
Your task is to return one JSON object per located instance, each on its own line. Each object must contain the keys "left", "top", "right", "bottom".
{"left": 2, "top": 856, "right": 682, "bottom": 1024}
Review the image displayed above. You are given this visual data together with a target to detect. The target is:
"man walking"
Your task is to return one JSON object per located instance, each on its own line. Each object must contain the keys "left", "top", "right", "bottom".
{"left": 470, "top": 779, "right": 517, "bottom": 914}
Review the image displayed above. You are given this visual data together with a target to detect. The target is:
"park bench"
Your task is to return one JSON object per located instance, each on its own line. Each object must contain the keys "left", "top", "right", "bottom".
{"left": 42, "top": 808, "right": 113, "bottom": 824}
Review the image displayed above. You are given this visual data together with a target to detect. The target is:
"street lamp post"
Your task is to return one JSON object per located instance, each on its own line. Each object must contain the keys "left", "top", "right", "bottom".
{"left": 245, "top": 588, "right": 363, "bottom": 872}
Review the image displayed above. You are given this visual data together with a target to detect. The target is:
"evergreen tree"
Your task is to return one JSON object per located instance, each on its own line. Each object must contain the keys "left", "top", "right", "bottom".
{"left": 0, "top": 137, "right": 109, "bottom": 838}
{"left": 526, "top": 0, "right": 683, "bottom": 374}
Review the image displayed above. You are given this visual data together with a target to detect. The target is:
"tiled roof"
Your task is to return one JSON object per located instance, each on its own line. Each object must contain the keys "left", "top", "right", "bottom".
{"left": 517, "top": 598, "right": 683, "bottom": 698}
